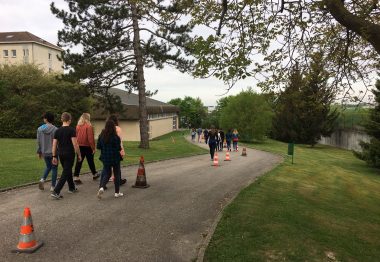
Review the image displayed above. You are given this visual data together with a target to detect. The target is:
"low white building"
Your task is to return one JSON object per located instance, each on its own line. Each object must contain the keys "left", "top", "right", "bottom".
{"left": 92, "top": 88, "right": 179, "bottom": 141}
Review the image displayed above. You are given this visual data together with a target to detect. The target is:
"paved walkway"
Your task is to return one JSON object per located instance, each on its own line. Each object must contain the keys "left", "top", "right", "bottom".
{"left": 0, "top": 137, "right": 282, "bottom": 261}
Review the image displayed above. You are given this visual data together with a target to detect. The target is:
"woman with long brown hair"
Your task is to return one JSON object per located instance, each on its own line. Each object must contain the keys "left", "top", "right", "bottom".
{"left": 97, "top": 120, "right": 123, "bottom": 198}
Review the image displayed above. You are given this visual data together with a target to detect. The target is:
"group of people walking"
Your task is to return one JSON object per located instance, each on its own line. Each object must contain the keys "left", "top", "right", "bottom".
{"left": 37, "top": 112, "right": 126, "bottom": 200}
{"left": 191, "top": 127, "right": 239, "bottom": 161}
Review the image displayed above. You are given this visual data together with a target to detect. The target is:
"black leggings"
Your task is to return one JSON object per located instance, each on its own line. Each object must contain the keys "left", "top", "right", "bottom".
{"left": 74, "top": 146, "right": 97, "bottom": 177}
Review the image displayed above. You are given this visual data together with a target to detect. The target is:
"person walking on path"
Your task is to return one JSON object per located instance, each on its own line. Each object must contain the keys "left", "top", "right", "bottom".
{"left": 73, "top": 113, "right": 100, "bottom": 184}
{"left": 219, "top": 129, "right": 225, "bottom": 151}
{"left": 51, "top": 112, "right": 82, "bottom": 199}
{"left": 232, "top": 129, "right": 239, "bottom": 151}
{"left": 208, "top": 126, "right": 218, "bottom": 161}
{"left": 225, "top": 129, "right": 232, "bottom": 152}
{"left": 191, "top": 128, "right": 196, "bottom": 142}
{"left": 203, "top": 128, "right": 209, "bottom": 144}
{"left": 197, "top": 127, "right": 203, "bottom": 143}
{"left": 106, "top": 115, "right": 127, "bottom": 185}
{"left": 37, "top": 112, "right": 58, "bottom": 192}
{"left": 97, "top": 120, "right": 123, "bottom": 199}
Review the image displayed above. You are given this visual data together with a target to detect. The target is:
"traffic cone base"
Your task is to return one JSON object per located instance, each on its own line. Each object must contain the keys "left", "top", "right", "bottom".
{"left": 12, "top": 208, "right": 43, "bottom": 254}
{"left": 12, "top": 242, "right": 44, "bottom": 254}
{"left": 132, "top": 156, "right": 150, "bottom": 189}
{"left": 224, "top": 151, "right": 231, "bottom": 161}
{"left": 241, "top": 147, "right": 247, "bottom": 156}
{"left": 212, "top": 153, "right": 219, "bottom": 166}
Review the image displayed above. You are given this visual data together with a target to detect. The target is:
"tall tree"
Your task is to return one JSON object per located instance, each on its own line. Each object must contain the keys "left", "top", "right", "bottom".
{"left": 272, "top": 65, "right": 304, "bottom": 143}
{"left": 355, "top": 79, "right": 380, "bottom": 168}
{"left": 298, "top": 52, "right": 339, "bottom": 146}
{"left": 190, "top": 1, "right": 380, "bottom": 98}
{"left": 51, "top": 0, "right": 193, "bottom": 148}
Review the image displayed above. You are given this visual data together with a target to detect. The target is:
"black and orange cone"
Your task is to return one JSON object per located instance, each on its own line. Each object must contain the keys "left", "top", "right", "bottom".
{"left": 241, "top": 147, "right": 247, "bottom": 157}
{"left": 132, "top": 156, "right": 150, "bottom": 188}
{"left": 12, "top": 207, "right": 43, "bottom": 254}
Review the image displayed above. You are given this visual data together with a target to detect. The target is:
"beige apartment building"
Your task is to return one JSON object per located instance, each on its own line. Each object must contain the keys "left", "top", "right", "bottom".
{"left": 0, "top": 31, "right": 63, "bottom": 73}
{"left": 92, "top": 88, "right": 180, "bottom": 141}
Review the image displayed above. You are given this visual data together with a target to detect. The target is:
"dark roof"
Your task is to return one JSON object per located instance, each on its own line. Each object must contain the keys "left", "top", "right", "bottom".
{"left": 92, "top": 88, "right": 179, "bottom": 120}
{"left": 0, "top": 31, "right": 62, "bottom": 51}
{"left": 108, "top": 88, "right": 168, "bottom": 106}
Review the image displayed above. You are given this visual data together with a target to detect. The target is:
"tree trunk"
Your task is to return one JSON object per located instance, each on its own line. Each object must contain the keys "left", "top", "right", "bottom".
{"left": 131, "top": 2, "right": 149, "bottom": 149}
{"left": 324, "top": 0, "right": 380, "bottom": 55}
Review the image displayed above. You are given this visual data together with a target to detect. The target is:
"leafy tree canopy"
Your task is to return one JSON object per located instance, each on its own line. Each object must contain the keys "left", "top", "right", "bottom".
{"left": 0, "top": 64, "right": 91, "bottom": 138}
{"left": 168, "top": 96, "right": 207, "bottom": 128}
{"left": 219, "top": 88, "right": 273, "bottom": 141}
{"left": 189, "top": 0, "right": 380, "bottom": 100}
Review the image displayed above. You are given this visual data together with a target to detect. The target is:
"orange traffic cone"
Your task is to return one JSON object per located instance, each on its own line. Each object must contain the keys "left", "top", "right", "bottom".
{"left": 224, "top": 151, "right": 231, "bottom": 161}
{"left": 241, "top": 147, "right": 247, "bottom": 157}
{"left": 12, "top": 207, "right": 43, "bottom": 253}
{"left": 212, "top": 152, "right": 219, "bottom": 166}
{"left": 132, "top": 156, "right": 150, "bottom": 188}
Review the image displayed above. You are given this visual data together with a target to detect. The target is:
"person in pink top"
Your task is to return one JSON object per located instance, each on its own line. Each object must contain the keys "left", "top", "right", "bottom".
{"left": 73, "top": 113, "right": 100, "bottom": 184}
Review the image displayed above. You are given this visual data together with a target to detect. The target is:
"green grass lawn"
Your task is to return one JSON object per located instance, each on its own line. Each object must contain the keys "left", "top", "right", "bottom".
{"left": 0, "top": 131, "right": 207, "bottom": 190}
{"left": 204, "top": 140, "right": 380, "bottom": 261}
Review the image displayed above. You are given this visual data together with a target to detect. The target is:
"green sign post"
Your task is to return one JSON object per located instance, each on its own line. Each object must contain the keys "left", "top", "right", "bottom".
{"left": 287, "top": 142, "right": 294, "bottom": 164}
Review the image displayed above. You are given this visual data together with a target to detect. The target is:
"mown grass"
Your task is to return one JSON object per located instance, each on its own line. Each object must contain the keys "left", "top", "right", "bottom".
{"left": 204, "top": 140, "right": 380, "bottom": 261}
{"left": 0, "top": 131, "right": 207, "bottom": 190}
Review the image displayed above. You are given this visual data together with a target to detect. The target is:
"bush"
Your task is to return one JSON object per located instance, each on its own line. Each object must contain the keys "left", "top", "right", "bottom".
{"left": 0, "top": 64, "right": 91, "bottom": 138}
{"left": 219, "top": 89, "right": 273, "bottom": 141}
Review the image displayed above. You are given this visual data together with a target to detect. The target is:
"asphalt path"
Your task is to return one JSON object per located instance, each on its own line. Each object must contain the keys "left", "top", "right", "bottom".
{"left": 0, "top": 137, "right": 282, "bottom": 262}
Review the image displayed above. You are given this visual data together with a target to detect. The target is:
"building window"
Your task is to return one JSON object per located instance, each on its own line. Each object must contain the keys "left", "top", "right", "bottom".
{"left": 48, "top": 53, "right": 52, "bottom": 60}
{"left": 11, "top": 50, "right": 16, "bottom": 57}
{"left": 173, "top": 116, "right": 177, "bottom": 130}
{"left": 3, "top": 50, "right": 8, "bottom": 58}
{"left": 23, "top": 49, "right": 29, "bottom": 56}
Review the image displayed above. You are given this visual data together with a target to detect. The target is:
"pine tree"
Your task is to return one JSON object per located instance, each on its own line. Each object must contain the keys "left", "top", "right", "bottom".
{"left": 51, "top": 0, "right": 193, "bottom": 148}
{"left": 272, "top": 54, "right": 338, "bottom": 146}
{"left": 355, "top": 79, "right": 380, "bottom": 168}
{"left": 272, "top": 65, "right": 304, "bottom": 143}
{"left": 298, "top": 52, "right": 339, "bottom": 146}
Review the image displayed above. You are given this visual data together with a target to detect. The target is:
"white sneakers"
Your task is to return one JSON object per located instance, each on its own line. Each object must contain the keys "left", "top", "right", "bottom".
{"left": 114, "top": 192, "right": 124, "bottom": 198}
{"left": 97, "top": 187, "right": 104, "bottom": 199}
{"left": 97, "top": 188, "right": 124, "bottom": 199}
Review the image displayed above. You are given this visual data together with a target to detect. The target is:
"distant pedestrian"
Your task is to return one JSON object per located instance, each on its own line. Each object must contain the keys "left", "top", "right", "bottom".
{"left": 203, "top": 128, "right": 209, "bottom": 144}
{"left": 208, "top": 126, "right": 218, "bottom": 161}
{"left": 73, "top": 113, "right": 100, "bottom": 184}
{"left": 216, "top": 130, "right": 221, "bottom": 151}
{"left": 225, "top": 129, "right": 233, "bottom": 152}
{"left": 232, "top": 129, "right": 239, "bottom": 151}
{"left": 97, "top": 120, "right": 123, "bottom": 199}
{"left": 197, "top": 127, "right": 203, "bottom": 143}
{"left": 37, "top": 112, "right": 58, "bottom": 192}
{"left": 51, "top": 112, "right": 82, "bottom": 199}
{"left": 191, "top": 128, "right": 196, "bottom": 142}
{"left": 219, "top": 129, "right": 225, "bottom": 151}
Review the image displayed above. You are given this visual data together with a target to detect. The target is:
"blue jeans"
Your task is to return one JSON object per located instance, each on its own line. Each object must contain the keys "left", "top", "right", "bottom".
{"left": 41, "top": 156, "right": 58, "bottom": 187}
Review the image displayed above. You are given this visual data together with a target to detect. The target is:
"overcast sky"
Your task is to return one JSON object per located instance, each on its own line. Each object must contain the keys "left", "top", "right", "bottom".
{"left": 0, "top": 0, "right": 259, "bottom": 106}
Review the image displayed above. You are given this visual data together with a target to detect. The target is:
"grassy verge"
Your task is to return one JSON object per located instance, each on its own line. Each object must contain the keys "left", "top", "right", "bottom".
{"left": 0, "top": 131, "right": 207, "bottom": 190}
{"left": 204, "top": 140, "right": 380, "bottom": 261}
